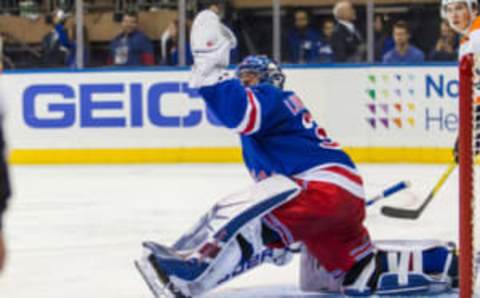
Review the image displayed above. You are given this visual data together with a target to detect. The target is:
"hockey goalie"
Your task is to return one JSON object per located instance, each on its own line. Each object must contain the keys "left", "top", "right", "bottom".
{"left": 135, "top": 2, "right": 460, "bottom": 297}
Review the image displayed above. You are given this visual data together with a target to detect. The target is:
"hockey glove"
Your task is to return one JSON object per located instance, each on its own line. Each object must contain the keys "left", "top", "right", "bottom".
{"left": 189, "top": 9, "right": 237, "bottom": 88}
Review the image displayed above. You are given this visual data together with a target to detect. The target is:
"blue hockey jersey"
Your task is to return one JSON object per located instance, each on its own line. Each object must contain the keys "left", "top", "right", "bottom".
{"left": 199, "top": 79, "right": 363, "bottom": 197}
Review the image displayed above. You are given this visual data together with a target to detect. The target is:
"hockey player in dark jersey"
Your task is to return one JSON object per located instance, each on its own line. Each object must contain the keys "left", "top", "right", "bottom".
{"left": 0, "top": 115, "right": 11, "bottom": 273}
{"left": 134, "top": 7, "right": 460, "bottom": 297}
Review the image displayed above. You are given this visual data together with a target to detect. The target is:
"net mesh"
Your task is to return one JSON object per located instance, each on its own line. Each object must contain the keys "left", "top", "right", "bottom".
{"left": 474, "top": 54, "right": 480, "bottom": 295}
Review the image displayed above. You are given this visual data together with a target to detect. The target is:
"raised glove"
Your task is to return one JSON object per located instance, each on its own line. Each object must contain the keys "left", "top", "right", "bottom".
{"left": 189, "top": 9, "right": 237, "bottom": 88}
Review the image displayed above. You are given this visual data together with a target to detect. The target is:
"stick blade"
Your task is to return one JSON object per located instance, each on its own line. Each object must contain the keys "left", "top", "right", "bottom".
{"left": 380, "top": 206, "right": 421, "bottom": 219}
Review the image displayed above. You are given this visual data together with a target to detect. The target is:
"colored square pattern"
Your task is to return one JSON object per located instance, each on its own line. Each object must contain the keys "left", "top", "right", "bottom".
{"left": 365, "top": 73, "right": 416, "bottom": 130}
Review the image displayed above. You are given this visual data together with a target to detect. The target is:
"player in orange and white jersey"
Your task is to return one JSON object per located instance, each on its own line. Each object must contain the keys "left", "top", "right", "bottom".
{"left": 442, "top": 0, "right": 479, "bottom": 58}
{"left": 441, "top": 0, "right": 480, "bottom": 162}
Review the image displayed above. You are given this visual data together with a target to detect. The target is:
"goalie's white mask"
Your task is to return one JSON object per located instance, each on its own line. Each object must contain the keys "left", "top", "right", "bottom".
{"left": 441, "top": 0, "right": 478, "bottom": 33}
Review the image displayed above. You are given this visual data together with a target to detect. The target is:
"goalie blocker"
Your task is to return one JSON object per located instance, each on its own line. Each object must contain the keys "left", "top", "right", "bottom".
{"left": 135, "top": 175, "right": 459, "bottom": 297}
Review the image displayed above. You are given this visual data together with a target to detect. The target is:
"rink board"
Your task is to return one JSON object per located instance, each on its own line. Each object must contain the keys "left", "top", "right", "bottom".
{"left": 0, "top": 64, "right": 459, "bottom": 164}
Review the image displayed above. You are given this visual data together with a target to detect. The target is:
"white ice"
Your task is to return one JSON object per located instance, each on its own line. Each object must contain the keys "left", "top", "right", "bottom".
{"left": 0, "top": 163, "right": 477, "bottom": 298}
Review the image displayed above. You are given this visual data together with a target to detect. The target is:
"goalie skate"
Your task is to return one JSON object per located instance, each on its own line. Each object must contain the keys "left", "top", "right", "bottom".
{"left": 135, "top": 243, "right": 192, "bottom": 298}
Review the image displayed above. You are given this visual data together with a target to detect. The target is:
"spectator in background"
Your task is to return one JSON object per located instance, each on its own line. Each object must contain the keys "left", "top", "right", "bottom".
{"left": 109, "top": 11, "right": 154, "bottom": 66}
{"left": 314, "top": 19, "right": 335, "bottom": 63}
{"left": 0, "top": 33, "right": 13, "bottom": 70}
{"left": 429, "top": 20, "right": 457, "bottom": 61}
{"left": 0, "top": 34, "right": 3, "bottom": 71}
{"left": 383, "top": 20, "right": 424, "bottom": 64}
{"left": 322, "top": 19, "right": 335, "bottom": 42}
{"left": 160, "top": 19, "right": 193, "bottom": 66}
{"left": 330, "top": 1, "right": 365, "bottom": 62}
{"left": 287, "top": 10, "right": 320, "bottom": 64}
{"left": 41, "top": 10, "right": 69, "bottom": 67}
{"left": 66, "top": 24, "right": 90, "bottom": 68}
{"left": 374, "top": 15, "right": 394, "bottom": 62}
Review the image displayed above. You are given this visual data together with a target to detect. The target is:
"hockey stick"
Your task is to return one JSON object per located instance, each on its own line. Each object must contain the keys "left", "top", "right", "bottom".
{"left": 381, "top": 163, "right": 457, "bottom": 219}
{"left": 366, "top": 180, "right": 411, "bottom": 206}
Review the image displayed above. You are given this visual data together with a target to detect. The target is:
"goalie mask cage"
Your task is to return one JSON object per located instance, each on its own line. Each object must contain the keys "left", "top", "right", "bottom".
{"left": 459, "top": 54, "right": 479, "bottom": 298}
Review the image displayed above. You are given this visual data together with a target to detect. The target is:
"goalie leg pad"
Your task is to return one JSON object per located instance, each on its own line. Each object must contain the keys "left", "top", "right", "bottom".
{"left": 343, "top": 240, "right": 457, "bottom": 296}
{"left": 171, "top": 175, "right": 300, "bottom": 255}
{"left": 299, "top": 246, "right": 345, "bottom": 293}
{"left": 375, "top": 239, "right": 457, "bottom": 287}
{"left": 136, "top": 175, "right": 301, "bottom": 297}
{"left": 140, "top": 223, "right": 297, "bottom": 297}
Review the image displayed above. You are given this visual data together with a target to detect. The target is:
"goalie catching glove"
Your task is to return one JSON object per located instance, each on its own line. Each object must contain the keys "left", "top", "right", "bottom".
{"left": 189, "top": 9, "right": 237, "bottom": 88}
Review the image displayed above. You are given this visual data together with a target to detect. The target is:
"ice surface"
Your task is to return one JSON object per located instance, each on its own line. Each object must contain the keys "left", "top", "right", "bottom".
{"left": 0, "top": 164, "right": 476, "bottom": 297}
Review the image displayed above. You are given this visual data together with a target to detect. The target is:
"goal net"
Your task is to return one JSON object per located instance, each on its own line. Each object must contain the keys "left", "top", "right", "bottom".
{"left": 458, "top": 53, "right": 480, "bottom": 298}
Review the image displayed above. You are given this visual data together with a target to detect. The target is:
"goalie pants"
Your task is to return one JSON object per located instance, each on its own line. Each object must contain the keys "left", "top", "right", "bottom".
{"left": 263, "top": 180, "right": 372, "bottom": 274}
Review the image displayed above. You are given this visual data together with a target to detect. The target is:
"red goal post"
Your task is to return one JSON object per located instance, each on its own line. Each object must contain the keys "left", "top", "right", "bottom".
{"left": 458, "top": 53, "right": 478, "bottom": 298}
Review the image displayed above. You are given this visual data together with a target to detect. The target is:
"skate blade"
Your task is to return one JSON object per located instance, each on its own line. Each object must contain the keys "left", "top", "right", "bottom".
{"left": 135, "top": 258, "right": 174, "bottom": 298}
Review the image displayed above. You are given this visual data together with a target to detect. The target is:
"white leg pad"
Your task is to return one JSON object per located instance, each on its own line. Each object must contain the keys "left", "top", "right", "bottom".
{"left": 299, "top": 246, "right": 344, "bottom": 293}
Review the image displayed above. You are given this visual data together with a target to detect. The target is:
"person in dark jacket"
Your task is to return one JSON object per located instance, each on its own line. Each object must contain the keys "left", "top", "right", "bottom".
{"left": 287, "top": 10, "right": 320, "bottom": 64}
{"left": 374, "top": 15, "right": 394, "bottom": 62}
{"left": 0, "top": 112, "right": 11, "bottom": 273}
{"left": 429, "top": 20, "right": 458, "bottom": 61}
{"left": 41, "top": 10, "right": 70, "bottom": 67}
{"left": 330, "top": 1, "right": 365, "bottom": 62}
{"left": 314, "top": 19, "right": 335, "bottom": 63}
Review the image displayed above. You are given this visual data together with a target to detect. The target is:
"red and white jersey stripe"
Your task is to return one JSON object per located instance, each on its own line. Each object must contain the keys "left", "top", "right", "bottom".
{"left": 232, "top": 88, "right": 262, "bottom": 135}
{"left": 293, "top": 163, "right": 365, "bottom": 200}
